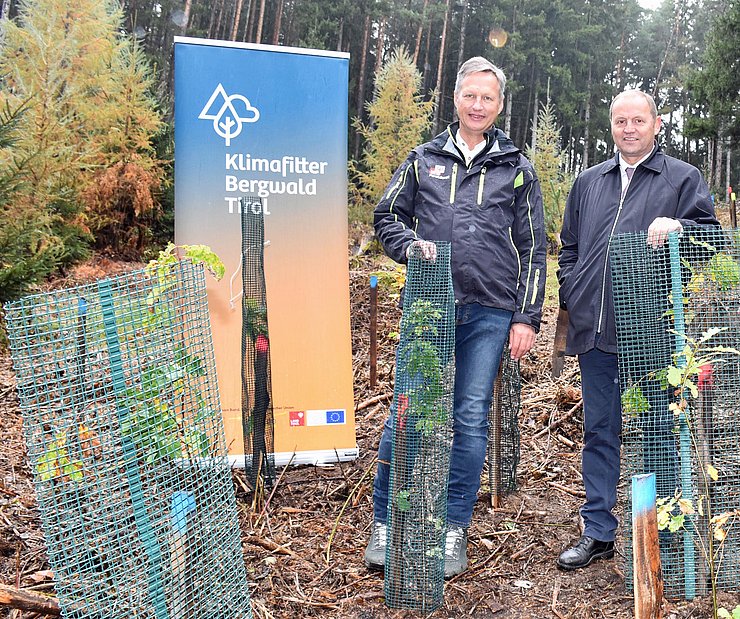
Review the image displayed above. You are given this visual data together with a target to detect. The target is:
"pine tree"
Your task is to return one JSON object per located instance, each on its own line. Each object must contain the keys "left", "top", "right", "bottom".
{"left": 351, "top": 47, "right": 434, "bottom": 221}
{"left": 526, "top": 101, "right": 571, "bottom": 249}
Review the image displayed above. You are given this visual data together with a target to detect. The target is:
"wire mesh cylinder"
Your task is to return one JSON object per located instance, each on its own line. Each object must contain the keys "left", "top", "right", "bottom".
{"left": 611, "top": 228, "right": 740, "bottom": 600}
{"left": 384, "top": 242, "right": 455, "bottom": 612}
{"left": 240, "top": 195, "right": 276, "bottom": 489}
{"left": 487, "top": 345, "right": 521, "bottom": 505}
{"left": 4, "top": 260, "right": 252, "bottom": 619}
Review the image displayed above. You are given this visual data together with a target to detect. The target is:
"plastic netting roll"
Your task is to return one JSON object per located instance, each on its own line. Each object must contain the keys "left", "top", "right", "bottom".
{"left": 384, "top": 242, "right": 455, "bottom": 612}
{"left": 4, "top": 260, "right": 252, "bottom": 619}
{"left": 240, "top": 196, "right": 275, "bottom": 489}
{"left": 611, "top": 228, "right": 740, "bottom": 600}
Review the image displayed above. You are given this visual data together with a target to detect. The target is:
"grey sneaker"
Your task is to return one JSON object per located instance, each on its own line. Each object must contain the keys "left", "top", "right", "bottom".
{"left": 364, "top": 521, "right": 387, "bottom": 571}
{"left": 444, "top": 525, "right": 468, "bottom": 578}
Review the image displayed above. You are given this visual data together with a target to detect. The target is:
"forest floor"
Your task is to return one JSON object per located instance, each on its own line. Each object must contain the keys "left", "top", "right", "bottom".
{"left": 1, "top": 214, "right": 738, "bottom": 618}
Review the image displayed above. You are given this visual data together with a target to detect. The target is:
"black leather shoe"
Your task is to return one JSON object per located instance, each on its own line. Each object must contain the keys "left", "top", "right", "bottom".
{"left": 556, "top": 536, "right": 615, "bottom": 570}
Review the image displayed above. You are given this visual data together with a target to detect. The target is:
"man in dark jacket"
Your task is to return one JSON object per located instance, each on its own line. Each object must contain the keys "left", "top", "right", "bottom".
{"left": 556, "top": 89, "right": 718, "bottom": 570}
{"left": 365, "top": 56, "right": 546, "bottom": 578}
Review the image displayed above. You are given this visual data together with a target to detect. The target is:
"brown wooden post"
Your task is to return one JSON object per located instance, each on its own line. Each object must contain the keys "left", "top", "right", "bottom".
{"left": 490, "top": 369, "right": 503, "bottom": 507}
{"left": 730, "top": 190, "right": 737, "bottom": 229}
{"left": 369, "top": 275, "right": 378, "bottom": 388}
{"left": 632, "top": 473, "right": 664, "bottom": 619}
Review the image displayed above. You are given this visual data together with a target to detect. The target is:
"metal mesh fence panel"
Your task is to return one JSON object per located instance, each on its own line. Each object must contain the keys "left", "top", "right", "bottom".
{"left": 611, "top": 228, "right": 740, "bottom": 601}
{"left": 486, "top": 346, "right": 521, "bottom": 504}
{"left": 384, "top": 242, "right": 455, "bottom": 612}
{"left": 4, "top": 260, "right": 252, "bottom": 619}
{"left": 241, "top": 196, "right": 275, "bottom": 489}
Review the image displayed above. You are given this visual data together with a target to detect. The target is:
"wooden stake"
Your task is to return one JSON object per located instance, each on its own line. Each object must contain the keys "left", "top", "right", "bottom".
{"left": 632, "top": 473, "right": 664, "bottom": 619}
{"left": 369, "top": 275, "right": 378, "bottom": 388}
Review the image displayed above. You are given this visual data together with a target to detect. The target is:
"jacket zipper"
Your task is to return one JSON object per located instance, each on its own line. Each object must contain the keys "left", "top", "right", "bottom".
{"left": 450, "top": 163, "right": 458, "bottom": 204}
{"left": 596, "top": 189, "right": 627, "bottom": 333}
{"left": 477, "top": 167, "right": 486, "bottom": 205}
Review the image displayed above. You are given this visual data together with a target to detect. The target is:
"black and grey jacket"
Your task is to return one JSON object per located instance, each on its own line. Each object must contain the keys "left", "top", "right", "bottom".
{"left": 373, "top": 122, "right": 547, "bottom": 331}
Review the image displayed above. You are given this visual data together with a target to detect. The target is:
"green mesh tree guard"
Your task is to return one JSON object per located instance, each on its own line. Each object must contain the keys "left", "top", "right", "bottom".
{"left": 385, "top": 242, "right": 455, "bottom": 612}
{"left": 610, "top": 228, "right": 740, "bottom": 601}
{"left": 486, "top": 346, "right": 521, "bottom": 503}
{"left": 4, "top": 260, "right": 252, "bottom": 619}
{"left": 240, "top": 196, "right": 275, "bottom": 488}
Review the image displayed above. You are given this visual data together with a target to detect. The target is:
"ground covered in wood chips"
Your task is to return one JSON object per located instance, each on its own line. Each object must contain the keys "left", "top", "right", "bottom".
{"left": 0, "top": 246, "right": 737, "bottom": 619}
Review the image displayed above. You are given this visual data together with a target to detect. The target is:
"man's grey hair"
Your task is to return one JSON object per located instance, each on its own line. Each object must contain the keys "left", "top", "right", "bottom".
{"left": 454, "top": 56, "right": 506, "bottom": 100}
{"left": 610, "top": 89, "right": 658, "bottom": 120}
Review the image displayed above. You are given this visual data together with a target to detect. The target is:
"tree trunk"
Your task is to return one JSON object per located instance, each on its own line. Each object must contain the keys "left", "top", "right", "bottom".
{"left": 336, "top": 15, "right": 344, "bottom": 51}
{"left": 255, "top": 0, "right": 266, "bottom": 43}
{"left": 432, "top": 0, "right": 451, "bottom": 133}
{"left": 504, "top": 94, "right": 513, "bottom": 136}
{"left": 653, "top": 3, "right": 681, "bottom": 99}
{"left": 456, "top": 0, "right": 469, "bottom": 70}
{"left": 353, "top": 14, "right": 372, "bottom": 160}
{"left": 373, "top": 18, "right": 387, "bottom": 80}
{"left": 181, "top": 0, "right": 193, "bottom": 34}
{"left": 530, "top": 86, "right": 539, "bottom": 154}
{"left": 272, "top": 0, "right": 284, "bottom": 45}
{"left": 214, "top": 0, "right": 227, "bottom": 40}
{"left": 726, "top": 141, "right": 732, "bottom": 199}
{"left": 0, "top": 0, "right": 10, "bottom": 20}
{"left": 422, "top": 19, "right": 433, "bottom": 93}
{"left": 413, "top": 0, "right": 430, "bottom": 66}
{"left": 245, "top": 0, "right": 256, "bottom": 42}
{"left": 231, "top": 0, "right": 245, "bottom": 41}
{"left": 714, "top": 135, "right": 723, "bottom": 192}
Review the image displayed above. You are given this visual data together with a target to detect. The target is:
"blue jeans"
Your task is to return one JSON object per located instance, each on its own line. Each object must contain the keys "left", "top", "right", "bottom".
{"left": 372, "top": 303, "right": 512, "bottom": 527}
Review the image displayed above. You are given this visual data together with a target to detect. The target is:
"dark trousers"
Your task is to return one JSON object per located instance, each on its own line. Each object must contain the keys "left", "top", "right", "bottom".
{"left": 578, "top": 347, "right": 622, "bottom": 542}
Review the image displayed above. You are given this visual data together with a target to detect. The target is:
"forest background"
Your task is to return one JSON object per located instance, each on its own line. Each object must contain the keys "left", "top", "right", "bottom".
{"left": 0, "top": 0, "right": 738, "bottom": 304}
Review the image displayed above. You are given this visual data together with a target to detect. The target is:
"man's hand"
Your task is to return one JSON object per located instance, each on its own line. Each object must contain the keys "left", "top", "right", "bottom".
{"left": 406, "top": 240, "right": 437, "bottom": 261}
{"left": 647, "top": 217, "right": 683, "bottom": 248}
{"left": 509, "top": 323, "right": 536, "bottom": 361}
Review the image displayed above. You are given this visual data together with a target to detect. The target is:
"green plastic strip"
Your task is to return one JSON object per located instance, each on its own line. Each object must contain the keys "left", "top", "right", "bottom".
{"left": 98, "top": 279, "right": 170, "bottom": 619}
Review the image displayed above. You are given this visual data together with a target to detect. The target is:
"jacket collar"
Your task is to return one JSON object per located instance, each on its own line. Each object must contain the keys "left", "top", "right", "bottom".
{"left": 604, "top": 142, "right": 663, "bottom": 175}
{"left": 430, "top": 121, "right": 520, "bottom": 163}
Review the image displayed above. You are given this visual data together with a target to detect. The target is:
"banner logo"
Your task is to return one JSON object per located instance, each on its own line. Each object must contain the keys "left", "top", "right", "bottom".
{"left": 199, "top": 83, "right": 260, "bottom": 146}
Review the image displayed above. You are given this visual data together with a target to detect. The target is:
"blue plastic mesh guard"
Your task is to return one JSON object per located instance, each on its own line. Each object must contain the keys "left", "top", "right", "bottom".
{"left": 384, "top": 242, "right": 455, "bottom": 612}
{"left": 4, "top": 260, "right": 252, "bottom": 618}
{"left": 610, "top": 228, "right": 740, "bottom": 601}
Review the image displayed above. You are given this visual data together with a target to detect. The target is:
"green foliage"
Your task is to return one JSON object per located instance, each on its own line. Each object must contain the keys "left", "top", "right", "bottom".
{"left": 621, "top": 384, "right": 650, "bottom": 415}
{"left": 398, "top": 299, "right": 447, "bottom": 435}
{"left": 0, "top": 103, "right": 71, "bottom": 304}
{"left": 0, "top": 0, "right": 165, "bottom": 260}
{"left": 120, "top": 344, "right": 211, "bottom": 464}
{"left": 656, "top": 325, "right": 740, "bottom": 618}
{"left": 351, "top": 47, "right": 434, "bottom": 216}
{"left": 145, "top": 243, "right": 224, "bottom": 330}
{"left": 526, "top": 101, "right": 571, "bottom": 249}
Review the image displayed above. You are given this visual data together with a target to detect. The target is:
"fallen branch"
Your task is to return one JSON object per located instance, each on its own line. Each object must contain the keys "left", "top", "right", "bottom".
{"left": 547, "top": 481, "right": 586, "bottom": 498}
{"left": 355, "top": 393, "right": 392, "bottom": 412}
{"left": 244, "top": 535, "right": 295, "bottom": 556}
{"left": 533, "top": 399, "right": 583, "bottom": 439}
{"left": 0, "top": 583, "right": 60, "bottom": 615}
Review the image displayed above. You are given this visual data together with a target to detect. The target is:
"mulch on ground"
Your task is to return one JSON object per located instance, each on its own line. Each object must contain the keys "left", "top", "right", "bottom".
{"left": 0, "top": 248, "right": 733, "bottom": 618}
